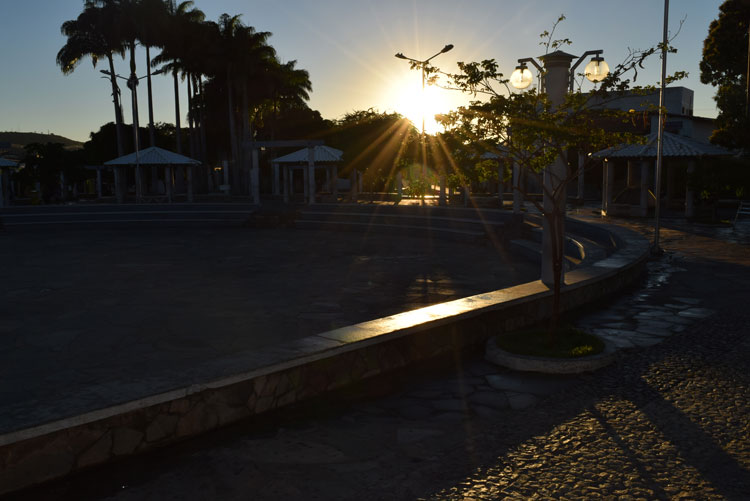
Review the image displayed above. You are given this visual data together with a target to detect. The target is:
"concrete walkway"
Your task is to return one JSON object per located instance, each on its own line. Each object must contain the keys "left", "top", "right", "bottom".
{"left": 14, "top": 217, "right": 749, "bottom": 499}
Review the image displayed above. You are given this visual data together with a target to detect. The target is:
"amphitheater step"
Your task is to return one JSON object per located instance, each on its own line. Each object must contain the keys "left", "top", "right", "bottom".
{"left": 296, "top": 219, "right": 487, "bottom": 243}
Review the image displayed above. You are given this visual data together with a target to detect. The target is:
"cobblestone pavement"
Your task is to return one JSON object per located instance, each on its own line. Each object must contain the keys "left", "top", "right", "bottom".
{"left": 14, "top": 220, "right": 750, "bottom": 500}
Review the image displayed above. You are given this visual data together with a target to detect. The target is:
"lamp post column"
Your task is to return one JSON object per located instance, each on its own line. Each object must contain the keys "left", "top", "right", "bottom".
{"left": 420, "top": 64, "right": 427, "bottom": 205}
{"left": 539, "top": 51, "right": 576, "bottom": 286}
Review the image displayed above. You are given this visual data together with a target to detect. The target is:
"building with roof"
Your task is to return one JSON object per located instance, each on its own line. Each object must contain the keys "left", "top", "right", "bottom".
{"left": 271, "top": 145, "right": 345, "bottom": 204}
{"left": 592, "top": 131, "right": 732, "bottom": 217}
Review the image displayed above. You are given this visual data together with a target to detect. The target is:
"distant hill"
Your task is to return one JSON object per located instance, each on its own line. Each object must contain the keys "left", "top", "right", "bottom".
{"left": 0, "top": 132, "right": 84, "bottom": 150}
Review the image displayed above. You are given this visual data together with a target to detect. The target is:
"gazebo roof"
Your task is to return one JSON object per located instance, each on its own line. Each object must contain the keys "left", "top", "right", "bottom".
{"left": 480, "top": 144, "right": 510, "bottom": 159}
{"left": 0, "top": 157, "right": 18, "bottom": 167}
{"left": 592, "top": 132, "right": 732, "bottom": 159}
{"left": 104, "top": 146, "right": 200, "bottom": 166}
{"left": 272, "top": 145, "right": 343, "bottom": 164}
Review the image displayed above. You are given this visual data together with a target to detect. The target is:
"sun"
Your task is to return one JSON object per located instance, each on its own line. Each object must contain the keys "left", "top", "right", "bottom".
{"left": 392, "top": 76, "right": 452, "bottom": 135}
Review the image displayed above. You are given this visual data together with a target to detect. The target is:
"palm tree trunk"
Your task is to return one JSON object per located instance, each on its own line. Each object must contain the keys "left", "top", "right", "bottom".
{"left": 170, "top": 69, "right": 186, "bottom": 196}
{"left": 198, "top": 77, "right": 207, "bottom": 163}
{"left": 145, "top": 46, "right": 158, "bottom": 193}
{"left": 107, "top": 53, "right": 125, "bottom": 204}
{"left": 128, "top": 42, "right": 142, "bottom": 201}
{"left": 186, "top": 72, "right": 195, "bottom": 159}
{"left": 226, "top": 67, "right": 240, "bottom": 195}
{"left": 242, "top": 82, "right": 250, "bottom": 195}
{"left": 173, "top": 70, "right": 182, "bottom": 154}
{"left": 146, "top": 47, "right": 156, "bottom": 147}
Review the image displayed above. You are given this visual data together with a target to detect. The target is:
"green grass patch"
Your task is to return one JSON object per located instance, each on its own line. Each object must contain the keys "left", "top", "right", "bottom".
{"left": 495, "top": 326, "right": 605, "bottom": 358}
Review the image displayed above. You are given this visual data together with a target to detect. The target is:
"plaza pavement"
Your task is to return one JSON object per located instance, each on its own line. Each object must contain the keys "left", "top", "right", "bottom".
{"left": 13, "top": 215, "right": 750, "bottom": 500}
{"left": 0, "top": 225, "right": 537, "bottom": 436}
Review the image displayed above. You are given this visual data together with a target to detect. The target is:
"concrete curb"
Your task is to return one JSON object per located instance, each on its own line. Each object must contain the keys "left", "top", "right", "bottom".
{"left": 484, "top": 335, "right": 618, "bottom": 374}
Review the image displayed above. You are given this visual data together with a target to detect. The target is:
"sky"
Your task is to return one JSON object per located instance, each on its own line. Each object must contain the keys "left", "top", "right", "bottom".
{"left": 0, "top": 0, "right": 725, "bottom": 143}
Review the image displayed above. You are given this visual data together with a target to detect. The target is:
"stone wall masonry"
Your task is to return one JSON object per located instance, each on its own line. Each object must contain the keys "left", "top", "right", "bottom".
{"left": 0, "top": 219, "right": 649, "bottom": 496}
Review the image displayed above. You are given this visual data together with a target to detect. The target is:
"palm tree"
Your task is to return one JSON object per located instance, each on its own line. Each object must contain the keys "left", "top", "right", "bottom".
{"left": 213, "top": 14, "right": 277, "bottom": 193}
{"left": 57, "top": 2, "right": 127, "bottom": 202}
{"left": 128, "top": 0, "right": 170, "bottom": 150}
{"left": 153, "top": 1, "right": 205, "bottom": 155}
{"left": 264, "top": 60, "right": 313, "bottom": 140}
{"left": 133, "top": 0, "right": 169, "bottom": 192}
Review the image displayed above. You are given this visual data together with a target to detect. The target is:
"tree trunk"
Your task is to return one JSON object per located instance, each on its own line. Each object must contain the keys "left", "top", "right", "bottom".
{"left": 146, "top": 46, "right": 156, "bottom": 147}
{"left": 128, "top": 42, "right": 142, "bottom": 200}
{"left": 242, "top": 82, "right": 251, "bottom": 195}
{"left": 226, "top": 67, "right": 240, "bottom": 195}
{"left": 197, "top": 76, "right": 207, "bottom": 163}
{"left": 107, "top": 53, "right": 125, "bottom": 204}
{"left": 145, "top": 47, "right": 158, "bottom": 192}
{"left": 547, "top": 187, "right": 565, "bottom": 347}
{"left": 173, "top": 70, "right": 182, "bottom": 155}
{"left": 186, "top": 73, "right": 195, "bottom": 159}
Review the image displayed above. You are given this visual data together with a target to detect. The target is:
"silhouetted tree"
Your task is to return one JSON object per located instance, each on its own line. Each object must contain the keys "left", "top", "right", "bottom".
{"left": 700, "top": 0, "right": 750, "bottom": 150}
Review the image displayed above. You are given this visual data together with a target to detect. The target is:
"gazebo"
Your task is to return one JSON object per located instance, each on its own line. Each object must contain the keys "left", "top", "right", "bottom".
{"left": 271, "top": 145, "right": 343, "bottom": 204}
{"left": 104, "top": 146, "right": 201, "bottom": 203}
{"left": 592, "top": 132, "right": 732, "bottom": 217}
{"left": 0, "top": 157, "right": 17, "bottom": 207}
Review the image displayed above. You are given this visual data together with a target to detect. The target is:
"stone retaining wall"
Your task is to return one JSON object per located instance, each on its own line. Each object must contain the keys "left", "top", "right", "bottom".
{"left": 0, "top": 220, "right": 649, "bottom": 495}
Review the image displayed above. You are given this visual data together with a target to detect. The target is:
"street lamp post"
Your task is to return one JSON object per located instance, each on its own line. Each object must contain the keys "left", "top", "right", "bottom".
{"left": 101, "top": 68, "right": 164, "bottom": 202}
{"left": 395, "top": 44, "right": 454, "bottom": 204}
{"left": 653, "top": 0, "right": 670, "bottom": 255}
{"left": 510, "top": 49, "right": 609, "bottom": 286}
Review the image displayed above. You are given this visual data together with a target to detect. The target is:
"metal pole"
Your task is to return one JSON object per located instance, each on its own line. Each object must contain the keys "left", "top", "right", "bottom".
{"left": 653, "top": 0, "right": 669, "bottom": 254}
{"left": 746, "top": 21, "right": 749, "bottom": 122}
{"left": 421, "top": 64, "right": 427, "bottom": 205}
{"left": 130, "top": 75, "right": 142, "bottom": 202}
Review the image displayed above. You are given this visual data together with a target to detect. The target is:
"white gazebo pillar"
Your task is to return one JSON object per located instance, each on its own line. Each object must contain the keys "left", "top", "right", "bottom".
{"left": 222, "top": 159, "right": 230, "bottom": 195}
{"left": 497, "top": 163, "right": 504, "bottom": 208}
{"left": 273, "top": 163, "right": 280, "bottom": 195}
{"left": 626, "top": 160, "right": 638, "bottom": 187}
{"left": 603, "top": 159, "right": 615, "bottom": 215}
{"left": 666, "top": 161, "right": 675, "bottom": 204}
{"left": 303, "top": 165, "right": 309, "bottom": 200}
{"left": 251, "top": 148, "right": 260, "bottom": 205}
{"left": 639, "top": 160, "right": 649, "bottom": 217}
{"left": 350, "top": 170, "right": 358, "bottom": 202}
{"left": 513, "top": 160, "right": 522, "bottom": 214}
{"left": 332, "top": 165, "right": 339, "bottom": 200}
{"left": 396, "top": 171, "right": 403, "bottom": 199}
{"left": 577, "top": 152, "right": 586, "bottom": 202}
{"left": 59, "top": 172, "right": 66, "bottom": 202}
{"left": 113, "top": 167, "right": 122, "bottom": 204}
{"left": 282, "top": 166, "right": 290, "bottom": 204}
{"left": 174, "top": 166, "right": 185, "bottom": 194}
{"left": 96, "top": 168, "right": 103, "bottom": 198}
{"left": 307, "top": 147, "right": 316, "bottom": 205}
{"left": 187, "top": 164, "right": 194, "bottom": 202}
{"left": 685, "top": 159, "right": 696, "bottom": 218}
{"left": 166, "top": 166, "right": 173, "bottom": 202}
